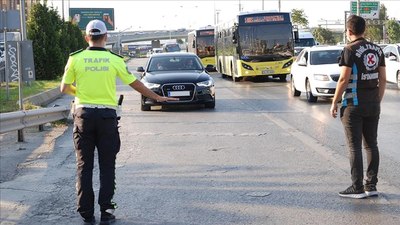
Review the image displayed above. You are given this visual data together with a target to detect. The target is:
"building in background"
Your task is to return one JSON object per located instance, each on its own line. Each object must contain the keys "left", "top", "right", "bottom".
{"left": 1, "top": 0, "right": 39, "bottom": 12}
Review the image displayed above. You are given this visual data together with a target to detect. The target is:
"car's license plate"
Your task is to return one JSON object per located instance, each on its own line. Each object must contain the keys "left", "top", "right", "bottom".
{"left": 262, "top": 69, "right": 274, "bottom": 75}
{"left": 168, "top": 91, "right": 190, "bottom": 97}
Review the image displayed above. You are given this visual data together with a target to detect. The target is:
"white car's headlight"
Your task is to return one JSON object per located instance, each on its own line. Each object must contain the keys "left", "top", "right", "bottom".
{"left": 143, "top": 81, "right": 160, "bottom": 89}
{"left": 197, "top": 79, "right": 214, "bottom": 87}
{"left": 314, "top": 74, "right": 330, "bottom": 81}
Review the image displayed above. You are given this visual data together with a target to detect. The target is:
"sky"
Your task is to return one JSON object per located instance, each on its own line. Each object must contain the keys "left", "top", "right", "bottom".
{"left": 48, "top": 0, "right": 400, "bottom": 31}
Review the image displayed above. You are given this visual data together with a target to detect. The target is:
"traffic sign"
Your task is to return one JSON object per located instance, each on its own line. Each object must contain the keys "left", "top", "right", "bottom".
{"left": 366, "top": 20, "right": 385, "bottom": 25}
{"left": 350, "top": 1, "right": 380, "bottom": 19}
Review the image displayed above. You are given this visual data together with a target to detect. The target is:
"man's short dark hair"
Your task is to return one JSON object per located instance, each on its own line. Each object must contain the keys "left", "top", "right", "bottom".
{"left": 346, "top": 15, "right": 366, "bottom": 35}
{"left": 87, "top": 32, "right": 107, "bottom": 42}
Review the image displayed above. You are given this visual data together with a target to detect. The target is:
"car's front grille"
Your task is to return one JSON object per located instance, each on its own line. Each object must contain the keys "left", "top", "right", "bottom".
{"left": 330, "top": 74, "right": 340, "bottom": 82}
{"left": 161, "top": 83, "right": 196, "bottom": 101}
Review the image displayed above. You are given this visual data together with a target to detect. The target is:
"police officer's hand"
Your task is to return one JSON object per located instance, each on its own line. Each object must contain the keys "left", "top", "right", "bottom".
{"left": 330, "top": 103, "right": 338, "bottom": 118}
{"left": 156, "top": 96, "right": 179, "bottom": 102}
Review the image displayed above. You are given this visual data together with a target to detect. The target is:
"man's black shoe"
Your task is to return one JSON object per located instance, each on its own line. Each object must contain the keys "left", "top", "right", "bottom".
{"left": 82, "top": 216, "right": 95, "bottom": 225}
{"left": 338, "top": 185, "right": 367, "bottom": 199}
{"left": 100, "top": 211, "right": 116, "bottom": 225}
{"left": 365, "top": 185, "right": 378, "bottom": 197}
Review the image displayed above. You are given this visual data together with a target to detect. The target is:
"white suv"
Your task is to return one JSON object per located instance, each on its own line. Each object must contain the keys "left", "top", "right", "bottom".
{"left": 383, "top": 43, "right": 400, "bottom": 89}
{"left": 290, "top": 45, "right": 343, "bottom": 103}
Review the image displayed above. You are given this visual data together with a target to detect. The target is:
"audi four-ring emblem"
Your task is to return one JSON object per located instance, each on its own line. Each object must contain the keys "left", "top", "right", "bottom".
{"left": 172, "top": 85, "right": 186, "bottom": 90}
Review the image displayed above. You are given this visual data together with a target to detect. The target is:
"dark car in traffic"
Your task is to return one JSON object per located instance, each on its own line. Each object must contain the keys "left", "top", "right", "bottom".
{"left": 136, "top": 52, "right": 215, "bottom": 111}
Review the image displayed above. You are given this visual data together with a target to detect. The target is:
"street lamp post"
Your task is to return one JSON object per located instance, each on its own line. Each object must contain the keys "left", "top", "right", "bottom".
{"left": 118, "top": 26, "right": 132, "bottom": 55}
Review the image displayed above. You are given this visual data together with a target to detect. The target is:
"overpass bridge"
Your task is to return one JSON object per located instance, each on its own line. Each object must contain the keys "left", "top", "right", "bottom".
{"left": 106, "top": 30, "right": 190, "bottom": 52}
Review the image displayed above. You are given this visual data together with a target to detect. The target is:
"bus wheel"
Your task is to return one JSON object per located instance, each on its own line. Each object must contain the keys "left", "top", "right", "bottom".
{"left": 279, "top": 75, "right": 287, "bottom": 82}
{"left": 233, "top": 76, "right": 242, "bottom": 82}
{"left": 221, "top": 74, "right": 227, "bottom": 78}
{"left": 231, "top": 64, "right": 239, "bottom": 82}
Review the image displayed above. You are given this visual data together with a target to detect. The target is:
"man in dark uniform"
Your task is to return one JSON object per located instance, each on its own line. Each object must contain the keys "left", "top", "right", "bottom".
{"left": 330, "top": 15, "right": 386, "bottom": 199}
{"left": 60, "top": 20, "right": 178, "bottom": 224}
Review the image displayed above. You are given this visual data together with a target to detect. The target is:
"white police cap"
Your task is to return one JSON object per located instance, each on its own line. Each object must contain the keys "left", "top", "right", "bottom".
{"left": 86, "top": 20, "right": 107, "bottom": 35}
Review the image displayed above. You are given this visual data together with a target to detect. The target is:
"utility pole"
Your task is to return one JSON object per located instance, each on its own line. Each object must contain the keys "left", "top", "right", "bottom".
{"left": 62, "top": 0, "right": 65, "bottom": 21}
{"left": 278, "top": 0, "right": 281, "bottom": 12}
{"left": 20, "top": 0, "right": 27, "bottom": 41}
{"left": 3, "top": 8, "right": 10, "bottom": 100}
{"left": 18, "top": 0, "right": 27, "bottom": 142}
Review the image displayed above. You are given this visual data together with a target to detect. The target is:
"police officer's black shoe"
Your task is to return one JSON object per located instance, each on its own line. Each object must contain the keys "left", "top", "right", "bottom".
{"left": 100, "top": 211, "right": 116, "bottom": 225}
{"left": 82, "top": 216, "right": 95, "bottom": 225}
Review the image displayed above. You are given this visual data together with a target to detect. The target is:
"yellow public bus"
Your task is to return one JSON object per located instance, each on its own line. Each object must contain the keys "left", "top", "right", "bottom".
{"left": 187, "top": 26, "right": 216, "bottom": 69}
{"left": 215, "top": 11, "right": 297, "bottom": 82}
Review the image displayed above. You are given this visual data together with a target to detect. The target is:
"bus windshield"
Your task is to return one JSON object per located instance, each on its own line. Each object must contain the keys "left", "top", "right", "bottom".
{"left": 197, "top": 36, "right": 215, "bottom": 58}
{"left": 238, "top": 24, "right": 293, "bottom": 62}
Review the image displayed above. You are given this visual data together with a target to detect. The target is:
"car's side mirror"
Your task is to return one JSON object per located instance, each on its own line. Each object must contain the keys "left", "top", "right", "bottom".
{"left": 388, "top": 55, "right": 397, "bottom": 61}
{"left": 298, "top": 58, "right": 307, "bottom": 66}
{"left": 136, "top": 66, "right": 145, "bottom": 72}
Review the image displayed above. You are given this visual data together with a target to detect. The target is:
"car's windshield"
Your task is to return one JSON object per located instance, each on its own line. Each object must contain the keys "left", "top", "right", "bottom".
{"left": 148, "top": 56, "right": 203, "bottom": 72}
{"left": 164, "top": 44, "right": 181, "bottom": 52}
{"left": 295, "top": 38, "right": 316, "bottom": 47}
{"left": 310, "top": 49, "right": 342, "bottom": 65}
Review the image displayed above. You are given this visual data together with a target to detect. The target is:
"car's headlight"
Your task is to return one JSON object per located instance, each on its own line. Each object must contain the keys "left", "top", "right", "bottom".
{"left": 197, "top": 79, "right": 214, "bottom": 87}
{"left": 143, "top": 81, "right": 160, "bottom": 89}
{"left": 314, "top": 74, "right": 330, "bottom": 81}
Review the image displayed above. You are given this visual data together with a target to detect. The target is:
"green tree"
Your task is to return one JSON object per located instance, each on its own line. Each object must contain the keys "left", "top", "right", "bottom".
{"left": 312, "top": 27, "right": 335, "bottom": 45}
{"left": 386, "top": 19, "right": 400, "bottom": 43}
{"left": 60, "top": 22, "right": 87, "bottom": 63}
{"left": 291, "top": 9, "right": 309, "bottom": 29}
{"left": 27, "top": 2, "right": 86, "bottom": 80}
{"left": 366, "top": 26, "right": 382, "bottom": 43}
{"left": 365, "top": 4, "right": 388, "bottom": 43}
{"left": 27, "top": 2, "right": 64, "bottom": 80}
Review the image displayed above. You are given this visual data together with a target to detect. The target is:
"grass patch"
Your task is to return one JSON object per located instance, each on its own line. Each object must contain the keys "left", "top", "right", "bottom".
{"left": 0, "top": 80, "right": 61, "bottom": 113}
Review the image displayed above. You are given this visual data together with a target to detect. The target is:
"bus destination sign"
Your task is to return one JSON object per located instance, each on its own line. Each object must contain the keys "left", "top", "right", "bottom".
{"left": 199, "top": 30, "right": 214, "bottom": 36}
{"left": 244, "top": 15, "right": 285, "bottom": 24}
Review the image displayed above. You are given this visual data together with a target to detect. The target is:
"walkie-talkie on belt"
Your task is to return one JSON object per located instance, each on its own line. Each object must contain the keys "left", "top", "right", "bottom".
{"left": 117, "top": 95, "right": 124, "bottom": 120}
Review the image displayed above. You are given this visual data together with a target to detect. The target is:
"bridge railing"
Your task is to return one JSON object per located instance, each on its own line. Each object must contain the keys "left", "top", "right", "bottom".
{"left": 107, "top": 30, "right": 190, "bottom": 44}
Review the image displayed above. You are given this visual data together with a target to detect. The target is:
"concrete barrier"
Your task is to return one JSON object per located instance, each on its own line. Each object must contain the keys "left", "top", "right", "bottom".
{"left": 23, "top": 87, "right": 63, "bottom": 107}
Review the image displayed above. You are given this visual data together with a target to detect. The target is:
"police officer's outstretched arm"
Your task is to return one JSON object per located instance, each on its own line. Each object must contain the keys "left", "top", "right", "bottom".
{"left": 129, "top": 80, "right": 179, "bottom": 102}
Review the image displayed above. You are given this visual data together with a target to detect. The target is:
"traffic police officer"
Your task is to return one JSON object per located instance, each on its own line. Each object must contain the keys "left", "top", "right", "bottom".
{"left": 61, "top": 20, "right": 177, "bottom": 225}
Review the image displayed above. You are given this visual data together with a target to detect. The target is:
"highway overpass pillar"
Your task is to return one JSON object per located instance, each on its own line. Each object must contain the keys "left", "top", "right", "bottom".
{"left": 151, "top": 40, "right": 161, "bottom": 48}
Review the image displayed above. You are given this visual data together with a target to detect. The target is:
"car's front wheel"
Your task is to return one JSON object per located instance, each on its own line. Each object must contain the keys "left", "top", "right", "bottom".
{"left": 205, "top": 100, "right": 215, "bottom": 109}
{"left": 397, "top": 71, "right": 400, "bottom": 89}
{"left": 306, "top": 79, "right": 318, "bottom": 103}
{"left": 291, "top": 75, "right": 301, "bottom": 97}
{"left": 141, "top": 103, "right": 151, "bottom": 111}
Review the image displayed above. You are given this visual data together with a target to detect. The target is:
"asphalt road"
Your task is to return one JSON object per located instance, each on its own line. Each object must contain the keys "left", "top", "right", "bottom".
{"left": 1, "top": 57, "right": 399, "bottom": 225}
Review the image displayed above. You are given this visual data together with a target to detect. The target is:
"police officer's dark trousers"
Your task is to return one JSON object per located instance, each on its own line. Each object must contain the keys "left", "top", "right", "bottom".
{"left": 73, "top": 107, "right": 120, "bottom": 218}
{"left": 340, "top": 103, "right": 380, "bottom": 189}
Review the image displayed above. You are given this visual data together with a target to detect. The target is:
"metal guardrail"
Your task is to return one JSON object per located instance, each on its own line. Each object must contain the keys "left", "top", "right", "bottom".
{"left": 0, "top": 106, "right": 71, "bottom": 134}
